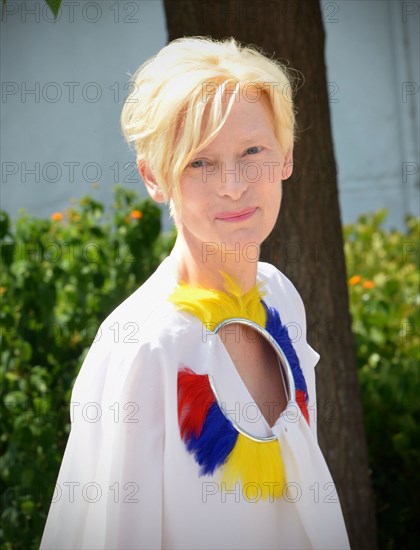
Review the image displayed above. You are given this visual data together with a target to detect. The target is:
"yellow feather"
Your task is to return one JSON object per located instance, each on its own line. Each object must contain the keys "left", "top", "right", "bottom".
{"left": 168, "top": 271, "right": 267, "bottom": 328}
{"left": 222, "top": 434, "right": 286, "bottom": 500}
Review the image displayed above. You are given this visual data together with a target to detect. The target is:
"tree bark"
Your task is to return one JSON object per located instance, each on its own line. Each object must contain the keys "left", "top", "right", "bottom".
{"left": 163, "top": 1, "right": 377, "bottom": 548}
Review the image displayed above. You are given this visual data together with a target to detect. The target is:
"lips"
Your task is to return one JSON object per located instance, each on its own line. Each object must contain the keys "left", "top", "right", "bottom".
{"left": 216, "top": 207, "right": 257, "bottom": 221}
{"left": 215, "top": 207, "right": 257, "bottom": 222}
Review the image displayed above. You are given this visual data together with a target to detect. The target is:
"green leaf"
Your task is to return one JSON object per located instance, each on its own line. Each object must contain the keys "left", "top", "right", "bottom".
{"left": 45, "top": 0, "right": 62, "bottom": 19}
{"left": 0, "top": 211, "right": 10, "bottom": 239}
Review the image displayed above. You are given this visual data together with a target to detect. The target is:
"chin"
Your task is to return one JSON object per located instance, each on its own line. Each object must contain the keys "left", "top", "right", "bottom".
{"left": 221, "top": 232, "right": 265, "bottom": 251}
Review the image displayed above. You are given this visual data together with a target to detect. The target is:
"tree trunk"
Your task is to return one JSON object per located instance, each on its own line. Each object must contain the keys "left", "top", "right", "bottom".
{"left": 163, "top": 1, "right": 377, "bottom": 548}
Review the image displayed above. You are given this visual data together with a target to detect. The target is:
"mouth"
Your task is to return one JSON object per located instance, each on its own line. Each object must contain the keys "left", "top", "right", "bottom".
{"left": 215, "top": 207, "right": 257, "bottom": 222}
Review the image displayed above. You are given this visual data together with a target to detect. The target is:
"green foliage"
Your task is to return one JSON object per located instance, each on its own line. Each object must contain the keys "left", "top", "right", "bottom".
{"left": 344, "top": 209, "right": 420, "bottom": 550}
{"left": 0, "top": 185, "right": 176, "bottom": 549}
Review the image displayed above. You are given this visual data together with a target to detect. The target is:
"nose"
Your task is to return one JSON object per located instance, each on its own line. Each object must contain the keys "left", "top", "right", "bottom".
{"left": 217, "top": 161, "right": 249, "bottom": 200}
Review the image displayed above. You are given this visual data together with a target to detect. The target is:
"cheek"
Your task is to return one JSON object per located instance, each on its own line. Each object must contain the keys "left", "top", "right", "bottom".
{"left": 268, "top": 183, "right": 282, "bottom": 217}
{"left": 269, "top": 188, "right": 283, "bottom": 229}
{"left": 179, "top": 183, "right": 211, "bottom": 220}
{"left": 266, "top": 179, "right": 282, "bottom": 202}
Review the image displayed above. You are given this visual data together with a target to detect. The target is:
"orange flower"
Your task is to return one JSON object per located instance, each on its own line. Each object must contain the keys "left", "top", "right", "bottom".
{"left": 349, "top": 275, "right": 361, "bottom": 286}
{"left": 51, "top": 212, "right": 63, "bottom": 221}
{"left": 0, "top": 287, "right": 6, "bottom": 295}
{"left": 130, "top": 210, "right": 143, "bottom": 220}
{"left": 363, "top": 280, "right": 375, "bottom": 289}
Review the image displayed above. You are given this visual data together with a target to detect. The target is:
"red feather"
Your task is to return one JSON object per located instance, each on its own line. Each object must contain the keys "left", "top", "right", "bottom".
{"left": 295, "top": 389, "right": 310, "bottom": 425}
{"left": 177, "top": 367, "right": 215, "bottom": 440}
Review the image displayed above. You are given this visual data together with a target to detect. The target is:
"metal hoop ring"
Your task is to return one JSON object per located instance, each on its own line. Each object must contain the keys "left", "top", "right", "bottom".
{"left": 208, "top": 317, "right": 296, "bottom": 442}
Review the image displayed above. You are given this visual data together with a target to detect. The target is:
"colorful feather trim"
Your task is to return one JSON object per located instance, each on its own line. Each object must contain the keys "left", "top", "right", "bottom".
{"left": 168, "top": 271, "right": 267, "bottom": 328}
{"left": 262, "top": 302, "right": 310, "bottom": 424}
{"left": 222, "top": 434, "right": 286, "bottom": 499}
{"left": 178, "top": 367, "right": 286, "bottom": 499}
{"left": 172, "top": 272, "right": 309, "bottom": 500}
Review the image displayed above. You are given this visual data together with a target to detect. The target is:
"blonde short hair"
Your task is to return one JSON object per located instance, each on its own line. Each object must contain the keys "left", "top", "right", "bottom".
{"left": 120, "top": 36, "right": 298, "bottom": 220}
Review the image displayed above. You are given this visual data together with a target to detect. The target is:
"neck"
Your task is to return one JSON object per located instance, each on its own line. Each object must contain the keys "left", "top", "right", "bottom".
{"left": 171, "top": 234, "right": 260, "bottom": 293}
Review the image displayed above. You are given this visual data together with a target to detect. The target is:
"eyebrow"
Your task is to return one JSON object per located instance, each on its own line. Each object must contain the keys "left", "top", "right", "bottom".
{"left": 198, "top": 134, "right": 269, "bottom": 153}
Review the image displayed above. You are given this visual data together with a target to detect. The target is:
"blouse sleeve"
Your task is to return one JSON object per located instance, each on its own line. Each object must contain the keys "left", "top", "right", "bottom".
{"left": 290, "top": 294, "right": 320, "bottom": 443}
{"left": 40, "top": 323, "right": 165, "bottom": 550}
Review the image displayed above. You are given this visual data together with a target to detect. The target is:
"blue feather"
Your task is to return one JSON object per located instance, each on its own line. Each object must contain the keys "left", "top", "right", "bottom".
{"left": 186, "top": 401, "right": 239, "bottom": 475}
{"left": 262, "top": 301, "right": 308, "bottom": 401}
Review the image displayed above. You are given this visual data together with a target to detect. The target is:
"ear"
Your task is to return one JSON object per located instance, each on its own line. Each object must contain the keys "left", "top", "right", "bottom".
{"left": 137, "top": 160, "right": 166, "bottom": 203}
{"left": 281, "top": 144, "right": 294, "bottom": 181}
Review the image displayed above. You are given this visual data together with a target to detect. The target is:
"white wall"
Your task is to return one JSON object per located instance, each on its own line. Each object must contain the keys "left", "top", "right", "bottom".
{"left": 1, "top": 0, "right": 419, "bottom": 232}
{"left": 0, "top": 0, "right": 170, "bottom": 226}
{"left": 321, "top": 0, "right": 419, "bottom": 229}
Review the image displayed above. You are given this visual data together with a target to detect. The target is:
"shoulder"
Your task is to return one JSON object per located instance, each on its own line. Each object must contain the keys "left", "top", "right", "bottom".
{"left": 99, "top": 254, "right": 196, "bottom": 347}
{"left": 72, "top": 255, "right": 192, "bottom": 397}
{"left": 257, "top": 260, "right": 306, "bottom": 322}
{"left": 257, "top": 260, "right": 320, "bottom": 374}
{"left": 100, "top": 255, "right": 178, "bottom": 333}
{"left": 257, "top": 260, "right": 299, "bottom": 291}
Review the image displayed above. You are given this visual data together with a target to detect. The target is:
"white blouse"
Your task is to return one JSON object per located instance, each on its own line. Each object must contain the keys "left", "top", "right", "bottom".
{"left": 40, "top": 251, "right": 350, "bottom": 549}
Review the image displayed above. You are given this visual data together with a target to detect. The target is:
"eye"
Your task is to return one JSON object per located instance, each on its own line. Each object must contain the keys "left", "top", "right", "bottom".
{"left": 246, "top": 146, "right": 263, "bottom": 155}
{"left": 189, "top": 159, "right": 206, "bottom": 169}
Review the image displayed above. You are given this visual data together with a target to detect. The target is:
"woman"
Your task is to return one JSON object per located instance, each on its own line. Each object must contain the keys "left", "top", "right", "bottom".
{"left": 40, "top": 36, "right": 350, "bottom": 549}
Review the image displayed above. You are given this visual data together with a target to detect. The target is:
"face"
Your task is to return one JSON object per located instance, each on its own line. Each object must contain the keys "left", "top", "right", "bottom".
{"left": 173, "top": 92, "right": 292, "bottom": 261}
